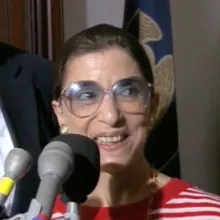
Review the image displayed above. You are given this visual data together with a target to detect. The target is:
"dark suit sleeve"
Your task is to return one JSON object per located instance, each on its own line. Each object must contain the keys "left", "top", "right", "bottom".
{"left": 0, "top": 43, "right": 60, "bottom": 215}
{"left": 15, "top": 53, "right": 59, "bottom": 148}
{"left": 30, "top": 55, "right": 60, "bottom": 146}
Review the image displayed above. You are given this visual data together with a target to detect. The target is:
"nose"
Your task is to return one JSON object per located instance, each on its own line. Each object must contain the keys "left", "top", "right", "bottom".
{"left": 96, "top": 96, "right": 124, "bottom": 127}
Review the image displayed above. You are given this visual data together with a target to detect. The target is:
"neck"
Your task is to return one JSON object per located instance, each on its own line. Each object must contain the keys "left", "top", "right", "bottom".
{"left": 86, "top": 160, "right": 154, "bottom": 206}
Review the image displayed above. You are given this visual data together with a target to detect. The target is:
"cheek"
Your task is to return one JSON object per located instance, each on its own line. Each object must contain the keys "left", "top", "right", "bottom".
{"left": 126, "top": 113, "right": 149, "bottom": 132}
{"left": 62, "top": 108, "right": 91, "bottom": 135}
{"left": 126, "top": 114, "right": 150, "bottom": 148}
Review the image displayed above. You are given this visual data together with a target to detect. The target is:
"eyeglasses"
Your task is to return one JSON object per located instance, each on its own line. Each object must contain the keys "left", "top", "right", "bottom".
{"left": 60, "top": 77, "right": 153, "bottom": 118}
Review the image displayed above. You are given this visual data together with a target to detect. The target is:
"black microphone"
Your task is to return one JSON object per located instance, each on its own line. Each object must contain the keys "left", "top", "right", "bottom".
{"left": 0, "top": 149, "right": 33, "bottom": 216}
{"left": 58, "top": 134, "right": 100, "bottom": 220}
{"left": 61, "top": 134, "right": 100, "bottom": 203}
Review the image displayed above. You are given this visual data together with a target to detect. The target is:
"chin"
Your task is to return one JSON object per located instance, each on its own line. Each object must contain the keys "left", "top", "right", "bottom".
{"left": 100, "top": 160, "right": 129, "bottom": 174}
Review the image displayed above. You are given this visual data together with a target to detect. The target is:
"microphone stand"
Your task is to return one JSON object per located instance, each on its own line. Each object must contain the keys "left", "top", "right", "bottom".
{"left": 63, "top": 202, "right": 79, "bottom": 220}
{"left": 25, "top": 174, "right": 61, "bottom": 220}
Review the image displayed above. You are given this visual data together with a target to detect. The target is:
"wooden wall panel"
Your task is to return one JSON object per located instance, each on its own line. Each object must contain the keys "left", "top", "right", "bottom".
{"left": 51, "top": 0, "right": 63, "bottom": 60}
{"left": 0, "top": 0, "right": 63, "bottom": 60}
{"left": 9, "top": 0, "right": 27, "bottom": 50}
{"left": 0, "top": 0, "right": 10, "bottom": 44}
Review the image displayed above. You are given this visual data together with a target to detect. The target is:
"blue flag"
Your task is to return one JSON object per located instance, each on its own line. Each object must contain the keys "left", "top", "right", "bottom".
{"left": 123, "top": 0, "right": 180, "bottom": 178}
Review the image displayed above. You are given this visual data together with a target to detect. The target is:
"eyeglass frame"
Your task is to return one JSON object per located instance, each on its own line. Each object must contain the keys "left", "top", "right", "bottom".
{"left": 58, "top": 76, "right": 154, "bottom": 117}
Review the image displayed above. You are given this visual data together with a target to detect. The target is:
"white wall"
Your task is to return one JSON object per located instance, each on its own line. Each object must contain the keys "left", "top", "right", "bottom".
{"left": 170, "top": 0, "right": 220, "bottom": 193}
{"left": 63, "top": 0, "right": 125, "bottom": 42}
{"left": 63, "top": 0, "right": 220, "bottom": 193}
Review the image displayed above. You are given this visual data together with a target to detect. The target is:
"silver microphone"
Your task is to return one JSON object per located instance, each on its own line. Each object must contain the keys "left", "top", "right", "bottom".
{"left": 0, "top": 149, "right": 33, "bottom": 209}
{"left": 25, "top": 136, "right": 74, "bottom": 220}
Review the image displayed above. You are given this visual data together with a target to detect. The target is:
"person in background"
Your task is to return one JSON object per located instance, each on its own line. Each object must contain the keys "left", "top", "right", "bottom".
{"left": 0, "top": 42, "right": 59, "bottom": 218}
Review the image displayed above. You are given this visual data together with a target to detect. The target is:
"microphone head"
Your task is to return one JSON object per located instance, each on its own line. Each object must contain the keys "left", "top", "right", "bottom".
{"left": 60, "top": 134, "right": 100, "bottom": 203}
{"left": 4, "top": 148, "right": 33, "bottom": 180}
{"left": 38, "top": 135, "right": 75, "bottom": 183}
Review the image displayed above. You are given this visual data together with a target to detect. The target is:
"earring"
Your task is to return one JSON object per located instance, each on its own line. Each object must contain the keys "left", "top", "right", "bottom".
{"left": 60, "top": 124, "right": 68, "bottom": 134}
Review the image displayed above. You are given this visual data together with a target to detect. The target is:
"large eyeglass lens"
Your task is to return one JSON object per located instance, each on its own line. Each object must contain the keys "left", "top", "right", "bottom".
{"left": 114, "top": 78, "right": 150, "bottom": 113}
{"left": 63, "top": 81, "right": 103, "bottom": 117}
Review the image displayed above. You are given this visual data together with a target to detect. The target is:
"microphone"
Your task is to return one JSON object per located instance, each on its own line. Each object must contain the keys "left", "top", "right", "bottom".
{"left": 58, "top": 134, "right": 100, "bottom": 220}
{"left": 26, "top": 133, "right": 100, "bottom": 220}
{"left": 61, "top": 134, "right": 100, "bottom": 203}
{"left": 25, "top": 135, "right": 75, "bottom": 220}
{"left": 0, "top": 148, "right": 33, "bottom": 215}
{"left": 2, "top": 134, "right": 100, "bottom": 220}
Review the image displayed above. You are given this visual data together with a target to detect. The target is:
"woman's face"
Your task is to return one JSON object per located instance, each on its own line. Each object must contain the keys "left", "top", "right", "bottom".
{"left": 52, "top": 47, "right": 152, "bottom": 172}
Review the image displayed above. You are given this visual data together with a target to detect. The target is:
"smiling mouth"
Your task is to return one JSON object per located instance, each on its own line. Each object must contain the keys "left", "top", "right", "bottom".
{"left": 94, "top": 135, "right": 128, "bottom": 145}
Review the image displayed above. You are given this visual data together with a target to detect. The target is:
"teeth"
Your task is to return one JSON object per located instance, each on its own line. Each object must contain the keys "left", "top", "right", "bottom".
{"left": 96, "top": 136, "right": 125, "bottom": 144}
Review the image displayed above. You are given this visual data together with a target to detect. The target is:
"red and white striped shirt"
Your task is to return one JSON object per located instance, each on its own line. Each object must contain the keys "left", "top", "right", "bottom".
{"left": 51, "top": 178, "right": 220, "bottom": 219}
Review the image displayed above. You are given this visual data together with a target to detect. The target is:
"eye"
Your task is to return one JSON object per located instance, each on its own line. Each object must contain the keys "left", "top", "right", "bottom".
{"left": 76, "top": 91, "right": 97, "bottom": 101}
{"left": 120, "top": 86, "right": 141, "bottom": 97}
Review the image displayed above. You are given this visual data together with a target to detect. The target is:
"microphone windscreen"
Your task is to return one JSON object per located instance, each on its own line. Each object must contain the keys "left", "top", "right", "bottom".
{"left": 38, "top": 136, "right": 74, "bottom": 183}
{"left": 51, "top": 134, "right": 100, "bottom": 203}
{"left": 5, "top": 148, "right": 33, "bottom": 179}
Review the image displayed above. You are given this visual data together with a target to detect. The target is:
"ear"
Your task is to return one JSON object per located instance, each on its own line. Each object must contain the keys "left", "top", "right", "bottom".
{"left": 52, "top": 100, "right": 65, "bottom": 126}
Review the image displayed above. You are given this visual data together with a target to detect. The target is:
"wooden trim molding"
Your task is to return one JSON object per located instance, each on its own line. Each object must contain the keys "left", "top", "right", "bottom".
{"left": 0, "top": 0, "right": 63, "bottom": 60}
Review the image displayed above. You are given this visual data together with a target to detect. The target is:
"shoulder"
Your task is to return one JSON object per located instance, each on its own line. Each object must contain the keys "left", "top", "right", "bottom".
{"left": 153, "top": 178, "right": 220, "bottom": 219}
{"left": 0, "top": 43, "right": 55, "bottom": 101}
{"left": 10, "top": 52, "right": 54, "bottom": 81}
{"left": 0, "top": 41, "right": 52, "bottom": 67}
{"left": 166, "top": 179, "right": 220, "bottom": 206}
{"left": 0, "top": 42, "right": 54, "bottom": 81}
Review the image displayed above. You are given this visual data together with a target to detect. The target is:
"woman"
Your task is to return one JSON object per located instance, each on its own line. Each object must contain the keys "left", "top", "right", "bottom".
{"left": 51, "top": 24, "right": 220, "bottom": 219}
